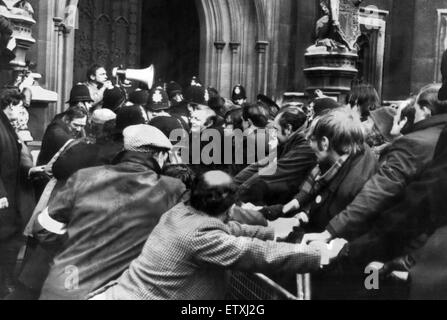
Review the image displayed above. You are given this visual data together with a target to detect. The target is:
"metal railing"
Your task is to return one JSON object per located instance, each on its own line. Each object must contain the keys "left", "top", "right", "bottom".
{"left": 226, "top": 272, "right": 311, "bottom": 300}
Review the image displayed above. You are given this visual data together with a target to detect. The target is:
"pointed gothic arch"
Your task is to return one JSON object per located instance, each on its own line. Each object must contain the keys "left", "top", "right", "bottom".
{"left": 196, "top": 0, "right": 270, "bottom": 99}
{"left": 47, "top": 0, "right": 272, "bottom": 108}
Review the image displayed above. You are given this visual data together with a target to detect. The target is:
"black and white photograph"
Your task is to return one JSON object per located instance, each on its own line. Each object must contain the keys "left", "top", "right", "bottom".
{"left": 1, "top": 0, "right": 447, "bottom": 305}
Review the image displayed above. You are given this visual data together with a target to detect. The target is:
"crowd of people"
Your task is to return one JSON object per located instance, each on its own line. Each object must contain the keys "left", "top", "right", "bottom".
{"left": 0, "top": 53, "right": 447, "bottom": 300}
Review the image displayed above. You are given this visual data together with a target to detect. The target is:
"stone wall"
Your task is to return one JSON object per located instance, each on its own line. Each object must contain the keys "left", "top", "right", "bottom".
{"left": 411, "top": 0, "right": 447, "bottom": 94}
{"left": 22, "top": 0, "right": 447, "bottom": 106}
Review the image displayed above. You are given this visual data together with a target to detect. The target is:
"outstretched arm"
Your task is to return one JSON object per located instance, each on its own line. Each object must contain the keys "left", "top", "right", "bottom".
{"left": 191, "top": 226, "right": 322, "bottom": 275}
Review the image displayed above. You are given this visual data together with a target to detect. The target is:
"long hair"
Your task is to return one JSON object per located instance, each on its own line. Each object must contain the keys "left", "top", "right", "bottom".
{"left": 278, "top": 108, "right": 308, "bottom": 132}
{"left": 0, "top": 89, "right": 24, "bottom": 110}
{"left": 242, "top": 103, "right": 269, "bottom": 128}
{"left": 417, "top": 83, "right": 447, "bottom": 115}
{"left": 86, "top": 64, "right": 104, "bottom": 81}
{"left": 347, "top": 84, "right": 381, "bottom": 121}
{"left": 307, "top": 108, "right": 365, "bottom": 156}
{"left": 64, "top": 105, "right": 88, "bottom": 121}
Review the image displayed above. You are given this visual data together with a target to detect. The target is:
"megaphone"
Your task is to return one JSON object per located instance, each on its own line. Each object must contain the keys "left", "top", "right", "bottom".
{"left": 112, "top": 65, "right": 155, "bottom": 89}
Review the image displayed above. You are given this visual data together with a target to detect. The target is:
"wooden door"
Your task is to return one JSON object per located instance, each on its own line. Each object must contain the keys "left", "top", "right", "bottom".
{"left": 73, "top": 0, "right": 142, "bottom": 84}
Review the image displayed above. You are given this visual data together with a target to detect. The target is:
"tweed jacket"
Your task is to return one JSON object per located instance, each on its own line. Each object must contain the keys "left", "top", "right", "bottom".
{"left": 104, "top": 202, "right": 321, "bottom": 300}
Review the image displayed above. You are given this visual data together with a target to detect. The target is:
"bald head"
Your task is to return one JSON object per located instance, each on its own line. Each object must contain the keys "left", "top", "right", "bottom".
{"left": 191, "top": 108, "right": 217, "bottom": 131}
{"left": 203, "top": 171, "right": 233, "bottom": 188}
{"left": 190, "top": 171, "right": 236, "bottom": 216}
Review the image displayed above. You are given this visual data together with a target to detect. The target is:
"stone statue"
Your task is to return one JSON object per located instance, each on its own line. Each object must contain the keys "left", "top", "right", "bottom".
{"left": 1, "top": 0, "right": 34, "bottom": 17}
{"left": 305, "top": 0, "right": 362, "bottom": 99}
{"left": 0, "top": 15, "right": 15, "bottom": 65}
{"left": 13, "top": 0, "right": 34, "bottom": 17}
{"left": 315, "top": 0, "right": 362, "bottom": 52}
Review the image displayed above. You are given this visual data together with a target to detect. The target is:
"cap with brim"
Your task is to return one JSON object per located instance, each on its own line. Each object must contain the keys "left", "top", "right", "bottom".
{"left": 184, "top": 86, "right": 207, "bottom": 105}
{"left": 232, "top": 85, "right": 247, "bottom": 101}
{"left": 66, "top": 97, "right": 94, "bottom": 104}
{"left": 123, "top": 124, "right": 173, "bottom": 152}
{"left": 91, "top": 109, "right": 117, "bottom": 125}
{"left": 147, "top": 104, "right": 170, "bottom": 112}
{"left": 66, "top": 84, "right": 94, "bottom": 104}
{"left": 147, "top": 87, "right": 170, "bottom": 111}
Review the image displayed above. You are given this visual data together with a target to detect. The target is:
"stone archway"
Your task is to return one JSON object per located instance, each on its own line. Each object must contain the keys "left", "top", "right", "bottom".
{"left": 46, "top": 0, "right": 271, "bottom": 108}
{"left": 196, "top": 0, "right": 271, "bottom": 100}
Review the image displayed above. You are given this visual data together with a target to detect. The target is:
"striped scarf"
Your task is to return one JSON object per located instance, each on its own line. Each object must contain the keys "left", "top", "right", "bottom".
{"left": 294, "top": 154, "right": 349, "bottom": 208}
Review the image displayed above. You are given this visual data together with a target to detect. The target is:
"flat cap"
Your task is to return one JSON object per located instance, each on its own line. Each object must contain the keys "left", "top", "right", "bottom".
{"left": 91, "top": 109, "right": 117, "bottom": 125}
{"left": 123, "top": 124, "right": 173, "bottom": 152}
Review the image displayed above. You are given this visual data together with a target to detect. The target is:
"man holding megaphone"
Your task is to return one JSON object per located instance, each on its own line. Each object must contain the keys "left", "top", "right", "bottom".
{"left": 84, "top": 64, "right": 114, "bottom": 110}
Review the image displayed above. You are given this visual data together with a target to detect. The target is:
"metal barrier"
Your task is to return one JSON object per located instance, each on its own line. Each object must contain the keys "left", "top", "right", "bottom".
{"left": 226, "top": 272, "right": 311, "bottom": 300}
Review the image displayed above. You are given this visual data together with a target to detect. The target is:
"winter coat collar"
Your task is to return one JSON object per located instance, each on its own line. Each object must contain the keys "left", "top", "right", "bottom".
{"left": 112, "top": 150, "right": 162, "bottom": 174}
{"left": 411, "top": 113, "right": 447, "bottom": 133}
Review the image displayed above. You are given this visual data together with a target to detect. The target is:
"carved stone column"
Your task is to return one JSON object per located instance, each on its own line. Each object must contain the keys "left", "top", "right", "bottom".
{"left": 229, "top": 42, "right": 241, "bottom": 90}
{"left": 255, "top": 41, "right": 269, "bottom": 95}
{"left": 214, "top": 41, "right": 226, "bottom": 89}
{"left": 53, "top": 17, "right": 70, "bottom": 114}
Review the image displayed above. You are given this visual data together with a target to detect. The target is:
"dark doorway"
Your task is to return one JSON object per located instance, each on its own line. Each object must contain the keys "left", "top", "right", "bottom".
{"left": 355, "top": 33, "right": 371, "bottom": 86}
{"left": 141, "top": 0, "right": 200, "bottom": 88}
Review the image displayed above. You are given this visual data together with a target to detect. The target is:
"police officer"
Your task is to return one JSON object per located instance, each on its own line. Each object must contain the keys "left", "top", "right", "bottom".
{"left": 232, "top": 84, "right": 247, "bottom": 106}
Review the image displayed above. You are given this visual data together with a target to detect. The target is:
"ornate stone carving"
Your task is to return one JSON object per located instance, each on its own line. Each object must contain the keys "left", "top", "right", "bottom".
{"left": 229, "top": 42, "right": 241, "bottom": 54}
{"left": 12, "top": 0, "right": 33, "bottom": 17}
{"left": 1, "top": 0, "right": 58, "bottom": 143}
{"left": 256, "top": 41, "right": 269, "bottom": 54}
{"left": 214, "top": 41, "right": 226, "bottom": 51}
{"left": 111, "top": 17, "right": 129, "bottom": 67}
{"left": 0, "top": 0, "right": 35, "bottom": 69}
{"left": 339, "top": 0, "right": 362, "bottom": 50}
{"left": 305, "top": 0, "right": 361, "bottom": 99}
{"left": 314, "top": 0, "right": 362, "bottom": 52}
{"left": 128, "top": 0, "right": 139, "bottom": 67}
